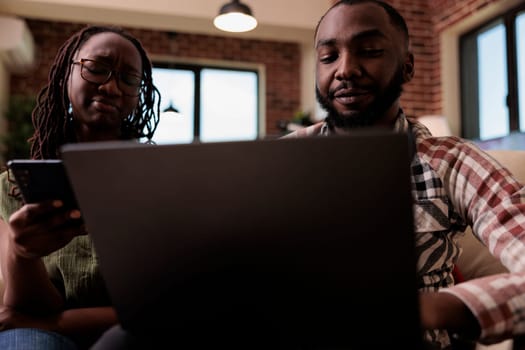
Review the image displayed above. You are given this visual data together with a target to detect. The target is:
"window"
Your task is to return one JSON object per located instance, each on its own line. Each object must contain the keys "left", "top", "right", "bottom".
{"left": 147, "top": 62, "right": 259, "bottom": 145}
{"left": 460, "top": 4, "right": 525, "bottom": 147}
{"left": 518, "top": 13, "right": 525, "bottom": 134}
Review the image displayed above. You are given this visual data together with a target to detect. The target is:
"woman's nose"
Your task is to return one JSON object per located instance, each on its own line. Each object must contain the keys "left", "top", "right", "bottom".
{"left": 98, "top": 73, "right": 123, "bottom": 96}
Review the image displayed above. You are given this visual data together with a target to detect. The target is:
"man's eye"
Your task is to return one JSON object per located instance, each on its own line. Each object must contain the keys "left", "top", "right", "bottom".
{"left": 319, "top": 53, "right": 338, "bottom": 64}
{"left": 359, "top": 49, "right": 384, "bottom": 57}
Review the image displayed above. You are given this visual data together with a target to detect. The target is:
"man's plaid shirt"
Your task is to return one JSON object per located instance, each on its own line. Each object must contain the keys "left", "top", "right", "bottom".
{"left": 284, "top": 112, "right": 525, "bottom": 347}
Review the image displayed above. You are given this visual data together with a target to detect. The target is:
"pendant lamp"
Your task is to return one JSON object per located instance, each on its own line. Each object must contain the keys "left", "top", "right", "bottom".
{"left": 162, "top": 101, "right": 180, "bottom": 115}
{"left": 213, "top": 0, "right": 257, "bottom": 33}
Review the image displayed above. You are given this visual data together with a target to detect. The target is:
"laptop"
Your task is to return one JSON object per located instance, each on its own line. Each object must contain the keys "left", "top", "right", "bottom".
{"left": 61, "top": 130, "right": 423, "bottom": 349}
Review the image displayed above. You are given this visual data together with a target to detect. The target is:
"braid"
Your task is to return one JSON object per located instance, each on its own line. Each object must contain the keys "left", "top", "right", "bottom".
{"left": 29, "top": 31, "right": 82, "bottom": 159}
{"left": 119, "top": 33, "right": 161, "bottom": 140}
{"left": 29, "top": 25, "right": 161, "bottom": 159}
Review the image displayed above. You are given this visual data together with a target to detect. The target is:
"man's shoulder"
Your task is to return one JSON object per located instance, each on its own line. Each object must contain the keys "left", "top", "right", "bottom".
{"left": 281, "top": 122, "right": 326, "bottom": 139}
{"left": 413, "top": 130, "right": 495, "bottom": 170}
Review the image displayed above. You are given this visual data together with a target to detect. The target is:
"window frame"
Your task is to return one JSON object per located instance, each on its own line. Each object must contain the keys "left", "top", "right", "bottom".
{"left": 459, "top": 2, "right": 525, "bottom": 142}
{"left": 152, "top": 58, "right": 265, "bottom": 143}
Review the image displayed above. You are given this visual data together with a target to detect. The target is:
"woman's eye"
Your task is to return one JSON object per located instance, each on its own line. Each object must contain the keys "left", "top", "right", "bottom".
{"left": 121, "top": 74, "right": 142, "bottom": 87}
{"left": 85, "top": 63, "right": 108, "bottom": 75}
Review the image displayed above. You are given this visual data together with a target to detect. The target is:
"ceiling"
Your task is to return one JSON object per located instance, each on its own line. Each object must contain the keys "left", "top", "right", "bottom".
{"left": 0, "top": 0, "right": 334, "bottom": 43}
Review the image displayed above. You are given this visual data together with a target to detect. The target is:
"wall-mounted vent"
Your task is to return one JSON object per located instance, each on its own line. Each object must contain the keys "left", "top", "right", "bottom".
{"left": 0, "top": 17, "right": 35, "bottom": 74}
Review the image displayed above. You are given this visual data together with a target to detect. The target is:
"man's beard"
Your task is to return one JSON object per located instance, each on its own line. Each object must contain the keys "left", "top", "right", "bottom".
{"left": 316, "top": 68, "right": 404, "bottom": 129}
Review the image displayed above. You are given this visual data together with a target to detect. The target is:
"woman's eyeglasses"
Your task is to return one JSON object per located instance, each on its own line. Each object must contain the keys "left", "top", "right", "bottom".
{"left": 72, "top": 58, "right": 144, "bottom": 97}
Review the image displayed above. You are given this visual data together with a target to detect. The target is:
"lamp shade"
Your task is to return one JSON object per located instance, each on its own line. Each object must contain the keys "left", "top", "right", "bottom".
{"left": 213, "top": 0, "right": 257, "bottom": 33}
{"left": 162, "top": 101, "right": 180, "bottom": 116}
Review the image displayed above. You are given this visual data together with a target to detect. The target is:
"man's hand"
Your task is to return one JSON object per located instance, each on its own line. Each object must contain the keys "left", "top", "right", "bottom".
{"left": 419, "top": 291, "right": 481, "bottom": 339}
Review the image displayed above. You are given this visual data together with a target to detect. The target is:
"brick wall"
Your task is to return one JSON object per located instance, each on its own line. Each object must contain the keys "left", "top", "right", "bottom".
{"left": 10, "top": 20, "right": 301, "bottom": 138}
{"left": 8, "top": 0, "right": 506, "bottom": 134}
{"left": 429, "top": 0, "right": 507, "bottom": 117}
{"left": 327, "top": 0, "right": 505, "bottom": 119}
{"left": 387, "top": 0, "right": 505, "bottom": 118}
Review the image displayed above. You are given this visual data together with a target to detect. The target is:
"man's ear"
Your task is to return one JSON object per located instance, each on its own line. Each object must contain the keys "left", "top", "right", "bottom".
{"left": 403, "top": 52, "right": 415, "bottom": 83}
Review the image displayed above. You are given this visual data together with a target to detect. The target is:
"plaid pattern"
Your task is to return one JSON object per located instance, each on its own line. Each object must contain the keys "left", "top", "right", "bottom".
{"left": 285, "top": 112, "right": 525, "bottom": 347}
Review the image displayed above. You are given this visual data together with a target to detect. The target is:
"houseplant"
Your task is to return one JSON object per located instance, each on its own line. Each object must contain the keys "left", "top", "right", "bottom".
{"left": 1, "top": 95, "right": 35, "bottom": 162}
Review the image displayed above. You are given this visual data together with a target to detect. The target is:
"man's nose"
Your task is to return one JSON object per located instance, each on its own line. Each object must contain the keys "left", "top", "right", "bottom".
{"left": 335, "top": 53, "right": 362, "bottom": 80}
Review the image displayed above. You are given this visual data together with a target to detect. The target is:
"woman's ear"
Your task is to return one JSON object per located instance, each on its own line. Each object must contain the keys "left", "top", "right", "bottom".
{"left": 403, "top": 52, "right": 415, "bottom": 83}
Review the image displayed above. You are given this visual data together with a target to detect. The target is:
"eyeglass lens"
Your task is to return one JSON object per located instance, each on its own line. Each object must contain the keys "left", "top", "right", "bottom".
{"left": 79, "top": 59, "right": 143, "bottom": 96}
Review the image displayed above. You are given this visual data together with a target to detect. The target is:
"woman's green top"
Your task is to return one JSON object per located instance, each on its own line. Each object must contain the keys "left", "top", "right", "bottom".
{"left": 0, "top": 170, "right": 110, "bottom": 308}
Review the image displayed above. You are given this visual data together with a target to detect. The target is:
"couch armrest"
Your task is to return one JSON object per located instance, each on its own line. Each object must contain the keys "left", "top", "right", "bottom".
{"left": 456, "top": 228, "right": 509, "bottom": 280}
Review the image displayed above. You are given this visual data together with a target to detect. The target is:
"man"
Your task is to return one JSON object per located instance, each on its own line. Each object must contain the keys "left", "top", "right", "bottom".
{"left": 284, "top": 0, "right": 525, "bottom": 348}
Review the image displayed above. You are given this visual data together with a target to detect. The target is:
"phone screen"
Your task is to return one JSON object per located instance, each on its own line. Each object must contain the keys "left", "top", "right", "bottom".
{"left": 7, "top": 159, "right": 80, "bottom": 210}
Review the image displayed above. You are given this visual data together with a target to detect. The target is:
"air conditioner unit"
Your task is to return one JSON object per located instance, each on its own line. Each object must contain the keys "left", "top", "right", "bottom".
{"left": 0, "top": 16, "right": 35, "bottom": 74}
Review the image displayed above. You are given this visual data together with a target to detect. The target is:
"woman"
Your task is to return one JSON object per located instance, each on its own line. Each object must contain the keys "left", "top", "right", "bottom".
{"left": 0, "top": 25, "right": 161, "bottom": 349}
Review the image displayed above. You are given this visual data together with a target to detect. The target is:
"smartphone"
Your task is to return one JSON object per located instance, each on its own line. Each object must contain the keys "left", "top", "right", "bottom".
{"left": 7, "top": 159, "right": 80, "bottom": 211}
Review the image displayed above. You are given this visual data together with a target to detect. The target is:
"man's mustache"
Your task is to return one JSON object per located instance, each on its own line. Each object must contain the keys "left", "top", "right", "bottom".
{"left": 329, "top": 82, "right": 372, "bottom": 98}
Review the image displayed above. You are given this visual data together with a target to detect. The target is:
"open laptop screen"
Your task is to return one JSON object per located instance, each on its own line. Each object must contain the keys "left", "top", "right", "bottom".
{"left": 61, "top": 130, "right": 422, "bottom": 348}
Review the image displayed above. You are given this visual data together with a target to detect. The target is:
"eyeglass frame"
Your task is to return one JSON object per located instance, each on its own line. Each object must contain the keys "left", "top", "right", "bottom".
{"left": 71, "top": 58, "right": 144, "bottom": 97}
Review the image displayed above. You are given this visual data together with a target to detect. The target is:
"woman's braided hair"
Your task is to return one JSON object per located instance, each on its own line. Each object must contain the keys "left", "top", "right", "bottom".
{"left": 29, "top": 25, "right": 161, "bottom": 160}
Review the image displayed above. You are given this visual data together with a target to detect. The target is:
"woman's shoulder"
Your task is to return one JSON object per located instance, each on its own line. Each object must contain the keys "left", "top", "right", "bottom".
{"left": 0, "top": 168, "right": 14, "bottom": 196}
{"left": 0, "top": 167, "right": 22, "bottom": 221}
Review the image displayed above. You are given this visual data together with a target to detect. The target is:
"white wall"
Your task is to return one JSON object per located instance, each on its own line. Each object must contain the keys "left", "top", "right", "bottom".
{"left": 0, "top": 16, "right": 35, "bottom": 161}
{"left": 0, "top": 0, "right": 331, "bottom": 43}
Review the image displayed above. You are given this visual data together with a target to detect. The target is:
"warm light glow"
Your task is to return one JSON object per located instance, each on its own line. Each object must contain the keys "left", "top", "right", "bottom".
{"left": 417, "top": 115, "right": 452, "bottom": 136}
{"left": 214, "top": 12, "right": 257, "bottom": 32}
